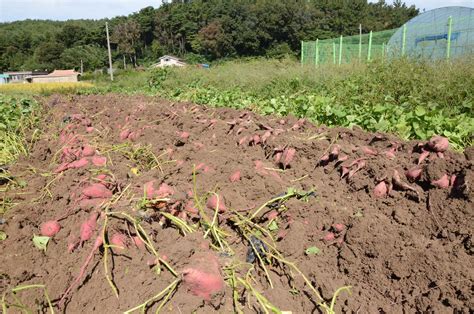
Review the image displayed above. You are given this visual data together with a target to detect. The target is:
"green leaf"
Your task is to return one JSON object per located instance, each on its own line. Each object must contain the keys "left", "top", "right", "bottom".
{"left": 268, "top": 220, "right": 279, "bottom": 231}
{"left": 305, "top": 246, "right": 321, "bottom": 255}
{"left": 0, "top": 231, "right": 6, "bottom": 241}
{"left": 33, "top": 235, "right": 50, "bottom": 252}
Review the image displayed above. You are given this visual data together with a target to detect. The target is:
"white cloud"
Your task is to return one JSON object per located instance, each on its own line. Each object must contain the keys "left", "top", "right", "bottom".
{"left": 0, "top": 0, "right": 162, "bottom": 22}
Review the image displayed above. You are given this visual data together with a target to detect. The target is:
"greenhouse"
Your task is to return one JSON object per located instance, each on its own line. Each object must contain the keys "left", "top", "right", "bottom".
{"left": 388, "top": 6, "right": 474, "bottom": 60}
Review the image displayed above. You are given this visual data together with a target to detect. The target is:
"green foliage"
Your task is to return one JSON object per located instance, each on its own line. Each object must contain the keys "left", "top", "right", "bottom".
{"left": 305, "top": 246, "right": 321, "bottom": 255}
{"left": 138, "top": 57, "right": 473, "bottom": 149}
{"left": 60, "top": 45, "right": 107, "bottom": 70}
{"left": 0, "top": 95, "right": 38, "bottom": 165}
{"left": 32, "top": 235, "right": 50, "bottom": 252}
{"left": 0, "top": 95, "right": 35, "bottom": 132}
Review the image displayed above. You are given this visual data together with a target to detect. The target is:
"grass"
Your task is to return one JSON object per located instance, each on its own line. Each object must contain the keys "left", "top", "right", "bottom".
{"left": 0, "top": 95, "right": 40, "bottom": 165}
{"left": 0, "top": 82, "right": 94, "bottom": 96}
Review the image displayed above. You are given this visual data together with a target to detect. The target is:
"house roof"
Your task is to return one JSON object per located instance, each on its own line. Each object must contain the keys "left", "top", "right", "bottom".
{"left": 49, "top": 69, "right": 80, "bottom": 77}
{"left": 4, "top": 71, "right": 32, "bottom": 75}
{"left": 26, "top": 69, "right": 80, "bottom": 80}
{"left": 159, "top": 55, "right": 184, "bottom": 62}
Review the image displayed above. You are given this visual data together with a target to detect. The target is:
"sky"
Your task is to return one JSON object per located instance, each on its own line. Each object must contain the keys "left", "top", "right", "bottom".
{"left": 0, "top": 0, "right": 473, "bottom": 22}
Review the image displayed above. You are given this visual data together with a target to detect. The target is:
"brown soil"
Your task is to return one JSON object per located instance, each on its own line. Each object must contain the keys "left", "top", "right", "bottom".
{"left": 1, "top": 94, "right": 472, "bottom": 313}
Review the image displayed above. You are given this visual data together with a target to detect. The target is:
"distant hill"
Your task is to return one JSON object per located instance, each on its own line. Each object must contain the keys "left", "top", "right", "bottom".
{"left": 0, "top": 1, "right": 418, "bottom": 72}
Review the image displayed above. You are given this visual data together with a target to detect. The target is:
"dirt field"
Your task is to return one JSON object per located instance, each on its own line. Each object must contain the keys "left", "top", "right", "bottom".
{"left": 1, "top": 94, "right": 472, "bottom": 313}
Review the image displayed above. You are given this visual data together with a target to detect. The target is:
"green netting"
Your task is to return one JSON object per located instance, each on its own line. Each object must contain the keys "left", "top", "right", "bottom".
{"left": 302, "top": 7, "right": 474, "bottom": 65}
{"left": 301, "top": 29, "right": 397, "bottom": 65}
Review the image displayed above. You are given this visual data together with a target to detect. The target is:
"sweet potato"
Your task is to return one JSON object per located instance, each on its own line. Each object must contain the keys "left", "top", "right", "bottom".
{"left": 156, "top": 183, "right": 174, "bottom": 197}
{"left": 182, "top": 253, "right": 224, "bottom": 301}
{"left": 40, "top": 220, "right": 61, "bottom": 237}
{"left": 432, "top": 174, "right": 449, "bottom": 189}
{"left": 333, "top": 223, "right": 345, "bottom": 232}
{"left": 206, "top": 194, "right": 227, "bottom": 213}
{"left": 229, "top": 170, "right": 241, "bottom": 182}
{"left": 373, "top": 181, "right": 388, "bottom": 198}
{"left": 427, "top": 135, "right": 449, "bottom": 153}
{"left": 81, "top": 145, "right": 95, "bottom": 157}
{"left": 71, "top": 157, "right": 89, "bottom": 168}
{"left": 406, "top": 166, "right": 422, "bottom": 182}
{"left": 178, "top": 131, "right": 190, "bottom": 139}
{"left": 281, "top": 147, "right": 296, "bottom": 169}
{"left": 120, "top": 129, "right": 131, "bottom": 140}
{"left": 82, "top": 183, "right": 112, "bottom": 199}
{"left": 323, "top": 232, "right": 336, "bottom": 242}
{"left": 59, "top": 235, "right": 103, "bottom": 308}
{"left": 91, "top": 156, "right": 107, "bottom": 167}
{"left": 418, "top": 149, "right": 430, "bottom": 164}
{"left": 80, "top": 212, "right": 98, "bottom": 244}
{"left": 185, "top": 200, "right": 199, "bottom": 214}
{"left": 132, "top": 236, "right": 145, "bottom": 250}
{"left": 110, "top": 233, "right": 127, "bottom": 251}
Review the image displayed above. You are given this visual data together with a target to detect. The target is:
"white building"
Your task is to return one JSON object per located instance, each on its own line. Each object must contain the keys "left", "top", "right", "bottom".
{"left": 152, "top": 55, "right": 187, "bottom": 68}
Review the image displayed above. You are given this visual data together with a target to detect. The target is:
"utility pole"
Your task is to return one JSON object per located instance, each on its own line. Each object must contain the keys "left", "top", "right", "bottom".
{"left": 80, "top": 59, "right": 83, "bottom": 75}
{"left": 123, "top": 55, "right": 126, "bottom": 70}
{"left": 105, "top": 22, "right": 114, "bottom": 81}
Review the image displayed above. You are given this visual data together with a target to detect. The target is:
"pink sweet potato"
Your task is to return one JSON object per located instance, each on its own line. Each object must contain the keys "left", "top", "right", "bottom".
{"left": 432, "top": 174, "right": 450, "bottom": 189}
{"left": 333, "top": 223, "right": 345, "bottom": 233}
{"left": 185, "top": 200, "right": 199, "bottom": 214}
{"left": 418, "top": 149, "right": 430, "bottom": 164}
{"left": 91, "top": 156, "right": 107, "bottom": 167}
{"left": 178, "top": 131, "right": 190, "bottom": 139}
{"left": 427, "top": 135, "right": 449, "bottom": 152}
{"left": 229, "top": 170, "right": 241, "bottom": 182}
{"left": 156, "top": 183, "right": 174, "bottom": 197}
{"left": 80, "top": 212, "right": 98, "bottom": 244}
{"left": 132, "top": 236, "right": 145, "bottom": 250}
{"left": 82, "top": 183, "right": 112, "bottom": 199}
{"left": 54, "top": 162, "right": 70, "bottom": 173}
{"left": 373, "top": 181, "right": 388, "bottom": 198}
{"left": 406, "top": 167, "right": 422, "bottom": 182}
{"left": 40, "top": 220, "right": 61, "bottom": 237}
{"left": 362, "top": 146, "right": 378, "bottom": 156}
{"left": 81, "top": 145, "right": 95, "bottom": 157}
{"left": 110, "top": 233, "right": 127, "bottom": 251}
{"left": 119, "top": 129, "right": 131, "bottom": 140}
{"left": 69, "top": 158, "right": 89, "bottom": 169}
{"left": 59, "top": 235, "right": 103, "bottom": 307}
{"left": 281, "top": 147, "right": 296, "bottom": 168}
{"left": 206, "top": 194, "right": 227, "bottom": 213}
{"left": 323, "top": 232, "right": 336, "bottom": 242}
{"left": 266, "top": 210, "right": 278, "bottom": 221}
{"left": 182, "top": 253, "right": 224, "bottom": 301}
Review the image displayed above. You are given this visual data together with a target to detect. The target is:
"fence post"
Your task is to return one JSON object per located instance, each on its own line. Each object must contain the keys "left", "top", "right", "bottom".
{"left": 367, "top": 31, "right": 373, "bottom": 62}
{"left": 358, "top": 24, "right": 362, "bottom": 62}
{"left": 315, "top": 39, "right": 319, "bottom": 66}
{"left": 301, "top": 41, "right": 304, "bottom": 65}
{"left": 402, "top": 24, "right": 407, "bottom": 56}
{"left": 446, "top": 16, "right": 453, "bottom": 60}
{"left": 382, "top": 43, "right": 385, "bottom": 62}
{"left": 338, "top": 35, "right": 343, "bottom": 65}
{"left": 333, "top": 42, "right": 336, "bottom": 65}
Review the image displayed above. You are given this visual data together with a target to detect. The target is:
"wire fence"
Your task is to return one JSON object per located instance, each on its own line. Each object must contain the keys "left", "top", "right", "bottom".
{"left": 301, "top": 8, "right": 474, "bottom": 65}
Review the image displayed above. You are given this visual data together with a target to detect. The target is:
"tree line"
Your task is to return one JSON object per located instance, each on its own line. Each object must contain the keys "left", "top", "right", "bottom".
{"left": 0, "top": 0, "right": 418, "bottom": 72}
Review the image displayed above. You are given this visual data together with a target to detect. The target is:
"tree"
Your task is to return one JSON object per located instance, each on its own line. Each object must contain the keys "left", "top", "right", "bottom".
{"left": 35, "top": 41, "right": 64, "bottom": 70}
{"left": 60, "top": 45, "right": 107, "bottom": 71}
{"left": 111, "top": 20, "right": 141, "bottom": 66}
{"left": 56, "top": 24, "right": 88, "bottom": 48}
